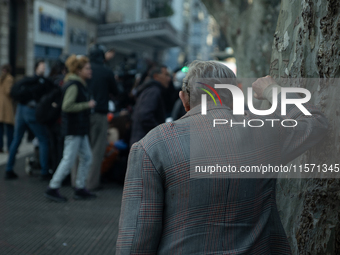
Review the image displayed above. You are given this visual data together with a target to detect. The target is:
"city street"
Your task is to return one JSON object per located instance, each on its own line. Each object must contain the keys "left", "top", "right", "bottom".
{"left": 0, "top": 156, "right": 123, "bottom": 255}
{"left": 0, "top": 0, "right": 338, "bottom": 253}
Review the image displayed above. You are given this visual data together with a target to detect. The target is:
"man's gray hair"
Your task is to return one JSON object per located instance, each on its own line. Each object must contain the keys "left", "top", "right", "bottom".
{"left": 182, "top": 60, "right": 237, "bottom": 107}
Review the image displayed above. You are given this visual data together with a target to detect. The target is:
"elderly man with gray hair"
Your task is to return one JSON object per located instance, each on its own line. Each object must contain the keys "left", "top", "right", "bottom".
{"left": 116, "top": 60, "right": 328, "bottom": 254}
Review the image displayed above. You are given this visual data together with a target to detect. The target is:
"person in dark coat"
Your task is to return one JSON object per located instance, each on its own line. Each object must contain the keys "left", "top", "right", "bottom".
{"left": 83, "top": 44, "right": 118, "bottom": 191}
{"left": 171, "top": 69, "right": 187, "bottom": 120}
{"left": 130, "top": 65, "right": 170, "bottom": 147}
{"left": 5, "top": 61, "right": 53, "bottom": 180}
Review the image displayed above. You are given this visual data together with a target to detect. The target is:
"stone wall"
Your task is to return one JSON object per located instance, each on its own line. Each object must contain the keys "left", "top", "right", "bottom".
{"left": 67, "top": 0, "right": 100, "bottom": 21}
{"left": 202, "top": 0, "right": 340, "bottom": 254}
{"left": 0, "top": 0, "right": 10, "bottom": 67}
{"left": 26, "top": 0, "right": 34, "bottom": 76}
{"left": 271, "top": 0, "right": 340, "bottom": 254}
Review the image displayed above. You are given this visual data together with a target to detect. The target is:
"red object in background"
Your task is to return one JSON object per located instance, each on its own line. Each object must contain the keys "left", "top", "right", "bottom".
{"left": 107, "top": 112, "right": 114, "bottom": 122}
{"left": 101, "top": 142, "right": 119, "bottom": 174}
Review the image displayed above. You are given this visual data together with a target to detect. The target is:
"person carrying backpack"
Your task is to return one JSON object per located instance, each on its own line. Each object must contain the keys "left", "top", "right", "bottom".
{"left": 35, "top": 59, "right": 66, "bottom": 173}
{"left": 5, "top": 60, "right": 53, "bottom": 180}
{"left": 44, "top": 55, "right": 96, "bottom": 202}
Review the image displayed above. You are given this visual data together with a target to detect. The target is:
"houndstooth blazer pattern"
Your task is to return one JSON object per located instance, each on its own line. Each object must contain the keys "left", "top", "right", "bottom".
{"left": 116, "top": 93, "right": 328, "bottom": 255}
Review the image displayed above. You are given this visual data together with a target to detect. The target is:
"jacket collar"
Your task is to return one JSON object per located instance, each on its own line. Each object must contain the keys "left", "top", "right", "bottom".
{"left": 64, "top": 73, "right": 86, "bottom": 86}
{"left": 181, "top": 101, "right": 232, "bottom": 119}
{"left": 136, "top": 79, "right": 163, "bottom": 97}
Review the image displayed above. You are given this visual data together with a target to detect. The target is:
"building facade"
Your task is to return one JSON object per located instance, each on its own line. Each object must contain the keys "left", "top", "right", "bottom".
{"left": 0, "top": 0, "right": 102, "bottom": 77}
{"left": 163, "top": 0, "right": 220, "bottom": 70}
{"left": 0, "top": 0, "right": 36, "bottom": 76}
{"left": 0, "top": 0, "right": 10, "bottom": 68}
{"left": 33, "top": 0, "right": 67, "bottom": 75}
{"left": 66, "top": 0, "right": 101, "bottom": 55}
{"left": 0, "top": 0, "right": 221, "bottom": 77}
{"left": 184, "top": 0, "right": 220, "bottom": 64}
{"left": 97, "top": 0, "right": 183, "bottom": 73}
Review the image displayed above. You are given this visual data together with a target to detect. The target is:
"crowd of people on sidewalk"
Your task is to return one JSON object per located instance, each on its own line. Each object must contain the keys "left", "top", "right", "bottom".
{"left": 0, "top": 44, "right": 187, "bottom": 203}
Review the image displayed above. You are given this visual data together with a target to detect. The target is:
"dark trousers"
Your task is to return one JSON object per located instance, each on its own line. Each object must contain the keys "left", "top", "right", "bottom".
{"left": 0, "top": 123, "right": 14, "bottom": 151}
{"left": 87, "top": 113, "right": 108, "bottom": 189}
{"left": 47, "top": 124, "right": 63, "bottom": 172}
{"left": 6, "top": 104, "right": 49, "bottom": 175}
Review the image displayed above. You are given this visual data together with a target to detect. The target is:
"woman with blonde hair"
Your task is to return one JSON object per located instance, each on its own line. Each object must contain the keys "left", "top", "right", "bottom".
{"left": 0, "top": 64, "right": 15, "bottom": 153}
{"left": 44, "top": 55, "right": 96, "bottom": 202}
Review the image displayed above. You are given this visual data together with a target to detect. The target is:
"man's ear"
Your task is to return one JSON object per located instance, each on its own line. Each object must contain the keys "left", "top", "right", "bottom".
{"left": 179, "top": 91, "right": 190, "bottom": 112}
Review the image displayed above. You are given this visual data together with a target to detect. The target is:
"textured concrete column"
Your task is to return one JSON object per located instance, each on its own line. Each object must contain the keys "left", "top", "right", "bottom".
{"left": 26, "top": 0, "right": 34, "bottom": 76}
{"left": 0, "top": 0, "right": 10, "bottom": 66}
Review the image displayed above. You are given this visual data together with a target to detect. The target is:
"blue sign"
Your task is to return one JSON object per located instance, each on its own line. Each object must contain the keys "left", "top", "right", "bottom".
{"left": 39, "top": 13, "right": 64, "bottom": 36}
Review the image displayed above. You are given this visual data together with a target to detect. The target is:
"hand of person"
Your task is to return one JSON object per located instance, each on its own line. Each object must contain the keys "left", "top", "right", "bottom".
{"left": 252, "top": 75, "right": 277, "bottom": 100}
{"left": 88, "top": 99, "right": 96, "bottom": 108}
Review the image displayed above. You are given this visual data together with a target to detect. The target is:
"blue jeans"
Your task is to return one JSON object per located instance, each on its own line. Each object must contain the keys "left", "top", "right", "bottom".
{"left": 0, "top": 123, "right": 14, "bottom": 151}
{"left": 49, "top": 135, "right": 92, "bottom": 189}
{"left": 6, "top": 104, "right": 49, "bottom": 175}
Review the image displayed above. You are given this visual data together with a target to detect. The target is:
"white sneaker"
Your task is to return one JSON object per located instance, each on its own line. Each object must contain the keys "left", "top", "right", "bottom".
{"left": 25, "top": 157, "right": 33, "bottom": 175}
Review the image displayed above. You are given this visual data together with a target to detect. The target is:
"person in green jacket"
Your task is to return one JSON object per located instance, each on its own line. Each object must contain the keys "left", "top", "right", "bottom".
{"left": 44, "top": 55, "right": 96, "bottom": 202}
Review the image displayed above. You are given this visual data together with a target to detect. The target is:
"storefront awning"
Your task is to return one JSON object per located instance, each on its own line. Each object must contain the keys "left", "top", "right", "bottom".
{"left": 97, "top": 18, "right": 183, "bottom": 54}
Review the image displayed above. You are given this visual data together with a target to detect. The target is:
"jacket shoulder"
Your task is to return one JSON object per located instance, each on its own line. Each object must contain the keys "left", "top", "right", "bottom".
{"left": 91, "top": 62, "right": 112, "bottom": 73}
{"left": 139, "top": 121, "right": 184, "bottom": 148}
{"left": 142, "top": 83, "right": 162, "bottom": 97}
{"left": 62, "top": 80, "right": 82, "bottom": 91}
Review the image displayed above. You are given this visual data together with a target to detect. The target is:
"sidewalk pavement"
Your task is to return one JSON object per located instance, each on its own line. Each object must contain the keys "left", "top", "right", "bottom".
{"left": 0, "top": 141, "right": 123, "bottom": 254}
{"left": 0, "top": 135, "right": 33, "bottom": 167}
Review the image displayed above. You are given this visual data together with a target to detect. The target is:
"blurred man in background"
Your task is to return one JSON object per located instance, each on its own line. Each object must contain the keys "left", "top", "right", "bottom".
{"left": 129, "top": 65, "right": 170, "bottom": 147}
{"left": 85, "top": 44, "right": 118, "bottom": 191}
{"left": 171, "top": 69, "right": 187, "bottom": 120}
{"left": 105, "top": 48, "right": 115, "bottom": 64}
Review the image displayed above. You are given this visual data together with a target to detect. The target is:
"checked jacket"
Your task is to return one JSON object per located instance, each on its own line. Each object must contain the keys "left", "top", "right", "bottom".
{"left": 116, "top": 87, "right": 328, "bottom": 255}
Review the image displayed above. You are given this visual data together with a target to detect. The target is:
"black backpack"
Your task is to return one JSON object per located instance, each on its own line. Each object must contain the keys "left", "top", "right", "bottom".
{"left": 35, "top": 86, "right": 62, "bottom": 125}
{"left": 10, "top": 76, "right": 53, "bottom": 104}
